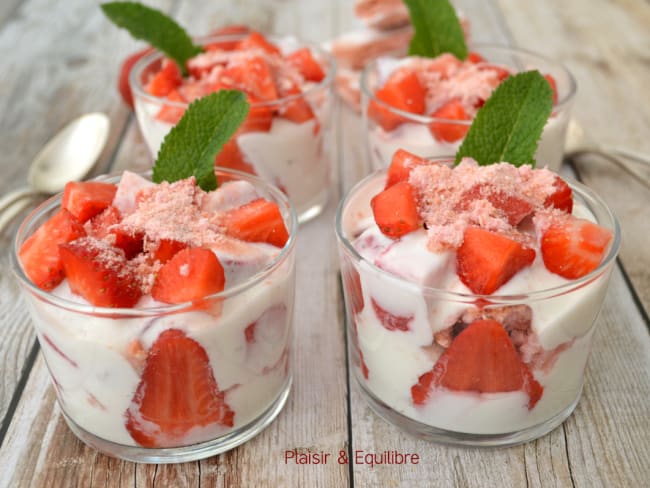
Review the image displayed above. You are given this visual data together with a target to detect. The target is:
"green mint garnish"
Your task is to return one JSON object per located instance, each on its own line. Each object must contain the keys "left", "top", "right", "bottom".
{"left": 153, "top": 90, "right": 250, "bottom": 191}
{"left": 101, "top": 2, "right": 203, "bottom": 76}
{"left": 455, "top": 71, "right": 553, "bottom": 167}
{"left": 404, "top": 0, "right": 467, "bottom": 60}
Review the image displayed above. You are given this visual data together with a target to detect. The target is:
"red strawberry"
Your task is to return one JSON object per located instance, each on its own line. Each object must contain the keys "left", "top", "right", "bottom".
{"left": 151, "top": 239, "right": 187, "bottom": 264}
{"left": 118, "top": 47, "right": 153, "bottom": 109}
{"left": 18, "top": 209, "right": 86, "bottom": 290}
{"left": 126, "top": 329, "right": 234, "bottom": 448}
{"left": 480, "top": 64, "right": 511, "bottom": 82}
{"left": 221, "top": 198, "right": 290, "bottom": 248}
{"left": 368, "top": 69, "right": 426, "bottom": 131}
{"left": 87, "top": 206, "right": 143, "bottom": 259}
{"left": 278, "top": 85, "right": 314, "bottom": 123}
{"left": 411, "top": 319, "right": 543, "bottom": 409}
{"left": 222, "top": 56, "right": 278, "bottom": 101}
{"left": 205, "top": 24, "right": 251, "bottom": 51}
{"left": 155, "top": 89, "right": 186, "bottom": 124}
{"left": 371, "top": 298, "right": 413, "bottom": 332}
{"left": 59, "top": 237, "right": 142, "bottom": 307}
{"left": 145, "top": 60, "right": 183, "bottom": 97}
{"left": 214, "top": 138, "right": 257, "bottom": 176}
{"left": 459, "top": 184, "right": 533, "bottom": 226}
{"left": 240, "top": 100, "right": 274, "bottom": 132}
{"left": 544, "top": 74, "right": 558, "bottom": 104}
{"left": 236, "top": 31, "right": 281, "bottom": 56}
{"left": 456, "top": 227, "right": 536, "bottom": 294}
{"left": 151, "top": 248, "right": 225, "bottom": 304}
{"left": 385, "top": 149, "right": 431, "bottom": 188}
{"left": 544, "top": 176, "right": 573, "bottom": 213}
{"left": 286, "top": 47, "right": 325, "bottom": 82}
{"left": 370, "top": 181, "right": 420, "bottom": 239}
{"left": 541, "top": 217, "right": 613, "bottom": 279}
{"left": 429, "top": 99, "right": 471, "bottom": 143}
{"left": 467, "top": 52, "right": 485, "bottom": 64}
{"left": 61, "top": 181, "right": 117, "bottom": 223}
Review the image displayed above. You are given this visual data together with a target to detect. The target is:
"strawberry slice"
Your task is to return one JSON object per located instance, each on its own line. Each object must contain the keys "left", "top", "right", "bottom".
{"left": 222, "top": 56, "right": 279, "bottom": 101}
{"left": 125, "top": 329, "right": 234, "bottom": 448}
{"left": 544, "top": 175, "right": 573, "bottom": 213}
{"left": 412, "top": 319, "right": 543, "bottom": 409}
{"left": 368, "top": 69, "right": 426, "bottom": 131}
{"left": 240, "top": 98, "right": 274, "bottom": 132}
{"left": 145, "top": 60, "right": 183, "bottom": 97}
{"left": 456, "top": 227, "right": 536, "bottom": 294}
{"left": 236, "top": 31, "right": 281, "bottom": 56}
{"left": 278, "top": 84, "right": 314, "bottom": 123}
{"left": 59, "top": 237, "right": 142, "bottom": 307}
{"left": 18, "top": 209, "right": 86, "bottom": 290}
{"left": 61, "top": 181, "right": 117, "bottom": 223}
{"left": 371, "top": 298, "right": 413, "bottom": 332}
{"left": 385, "top": 149, "right": 431, "bottom": 188}
{"left": 541, "top": 217, "right": 613, "bottom": 279}
{"left": 544, "top": 74, "right": 558, "bottom": 104}
{"left": 429, "top": 99, "right": 471, "bottom": 143}
{"left": 118, "top": 47, "right": 153, "bottom": 109}
{"left": 151, "top": 248, "right": 225, "bottom": 304}
{"left": 151, "top": 239, "right": 187, "bottom": 264}
{"left": 286, "top": 47, "right": 325, "bottom": 82}
{"left": 156, "top": 89, "right": 186, "bottom": 124}
{"left": 459, "top": 184, "right": 533, "bottom": 226}
{"left": 214, "top": 138, "right": 257, "bottom": 176}
{"left": 370, "top": 181, "right": 420, "bottom": 239}
{"left": 222, "top": 198, "right": 289, "bottom": 248}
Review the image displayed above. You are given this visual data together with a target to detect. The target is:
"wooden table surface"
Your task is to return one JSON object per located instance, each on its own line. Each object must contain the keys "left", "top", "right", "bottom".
{"left": 0, "top": 0, "right": 648, "bottom": 486}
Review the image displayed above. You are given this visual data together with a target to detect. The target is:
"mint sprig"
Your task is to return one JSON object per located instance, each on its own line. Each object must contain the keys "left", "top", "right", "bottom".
{"left": 101, "top": 2, "right": 203, "bottom": 76}
{"left": 455, "top": 71, "right": 553, "bottom": 167}
{"left": 153, "top": 91, "right": 250, "bottom": 191}
{"left": 404, "top": 0, "right": 467, "bottom": 60}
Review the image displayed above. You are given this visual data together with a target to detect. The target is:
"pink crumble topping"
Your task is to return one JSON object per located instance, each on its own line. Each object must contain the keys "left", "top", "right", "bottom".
{"left": 409, "top": 158, "right": 559, "bottom": 251}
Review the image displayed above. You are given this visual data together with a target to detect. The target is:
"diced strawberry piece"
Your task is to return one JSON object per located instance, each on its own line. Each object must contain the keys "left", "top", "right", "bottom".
{"left": 278, "top": 92, "right": 314, "bottom": 123}
{"left": 541, "top": 217, "right": 613, "bottom": 279}
{"left": 385, "top": 149, "right": 430, "bottom": 188}
{"left": 467, "top": 52, "right": 485, "bottom": 64}
{"left": 368, "top": 69, "right": 426, "bottom": 131}
{"left": 544, "top": 175, "right": 573, "bottom": 213}
{"left": 18, "top": 209, "right": 86, "bottom": 290}
{"left": 125, "top": 329, "right": 234, "bottom": 448}
{"left": 155, "top": 89, "right": 186, "bottom": 124}
{"left": 425, "top": 53, "right": 463, "bottom": 79}
{"left": 59, "top": 237, "right": 142, "bottom": 307}
{"left": 480, "top": 64, "right": 511, "bottom": 82}
{"left": 411, "top": 319, "right": 543, "bottom": 409}
{"left": 286, "top": 47, "right": 325, "bottom": 82}
{"left": 206, "top": 24, "right": 251, "bottom": 51}
{"left": 544, "top": 74, "right": 558, "bottom": 104}
{"left": 222, "top": 56, "right": 278, "bottom": 101}
{"left": 370, "top": 181, "right": 420, "bottom": 239}
{"left": 61, "top": 181, "right": 117, "bottom": 223}
{"left": 177, "top": 79, "right": 213, "bottom": 103}
{"left": 151, "top": 239, "right": 187, "bottom": 264}
{"left": 151, "top": 248, "right": 225, "bottom": 304}
{"left": 221, "top": 198, "right": 289, "bottom": 248}
{"left": 460, "top": 184, "right": 533, "bottom": 226}
{"left": 341, "top": 265, "right": 364, "bottom": 316}
{"left": 241, "top": 102, "right": 274, "bottom": 132}
{"left": 371, "top": 298, "right": 413, "bottom": 332}
{"left": 456, "top": 227, "right": 536, "bottom": 294}
{"left": 429, "top": 99, "right": 471, "bottom": 143}
{"left": 86, "top": 206, "right": 143, "bottom": 259}
{"left": 236, "top": 31, "right": 281, "bottom": 56}
{"left": 87, "top": 206, "right": 121, "bottom": 239}
{"left": 118, "top": 47, "right": 153, "bottom": 109}
{"left": 214, "top": 138, "right": 257, "bottom": 176}
{"left": 145, "top": 60, "right": 183, "bottom": 97}
{"left": 113, "top": 229, "right": 144, "bottom": 259}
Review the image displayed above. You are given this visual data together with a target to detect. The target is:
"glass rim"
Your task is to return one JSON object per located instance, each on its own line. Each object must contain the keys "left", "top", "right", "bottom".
{"left": 12, "top": 167, "right": 298, "bottom": 317}
{"left": 129, "top": 33, "right": 337, "bottom": 109}
{"left": 335, "top": 159, "right": 621, "bottom": 303}
{"left": 359, "top": 43, "right": 578, "bottom": 126}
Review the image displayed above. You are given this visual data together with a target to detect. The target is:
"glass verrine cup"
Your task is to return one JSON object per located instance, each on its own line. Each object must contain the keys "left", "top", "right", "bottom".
{"left": 12, "top": 168, "right": 297, "bottom": 463}
{"left": 335, "top": 162, "right": 620, "bottom": 447}
{"left": 130, "top": 34, "right": 336, "bottom": 223}
{"left": 361, "top": 45, "right": 577, "bottom": 173}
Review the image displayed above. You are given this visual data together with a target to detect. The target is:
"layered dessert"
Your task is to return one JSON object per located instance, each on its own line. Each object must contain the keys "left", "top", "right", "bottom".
{"left": 362, "top": 48, "right": 575, "bottom": 172}
{"left": 14, "top": 170, "right": 295, "bottom": 450}
{"left": 130, "top": 29, "right": 334, "bottom": 220}
{"left": 337, "top": 150, "right": 618, "bottom": 437}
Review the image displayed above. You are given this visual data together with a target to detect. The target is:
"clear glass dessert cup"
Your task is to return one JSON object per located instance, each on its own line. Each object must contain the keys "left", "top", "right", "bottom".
{"left": 12, "top": 168, "right": 298, "bottom": 463}
{"left": 130, "top": 34, "right": 336, "bottom": 223}
{"left": 360, "top": 44, "right": 577, "bottom": 173}
{"left": 335, "top": 163, "right": 620, "bottom": 447}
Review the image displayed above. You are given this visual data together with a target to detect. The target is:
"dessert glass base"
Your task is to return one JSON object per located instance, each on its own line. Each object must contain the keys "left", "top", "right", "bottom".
{"left": 61, "top": 378, "right": 292, "bottom": 463}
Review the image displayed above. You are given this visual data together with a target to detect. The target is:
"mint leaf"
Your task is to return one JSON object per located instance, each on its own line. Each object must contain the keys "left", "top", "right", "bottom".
{"left": 153, "top": 91, "right": 250, "bottom": 191}
{"left": 101, "top": 2, "right": 203, "bottom": 76}
{"left": 455, "top": 71, "right": 553, "bottom": 167}
{"left": 404, "top": 0, "right": 467, "bottom": 60}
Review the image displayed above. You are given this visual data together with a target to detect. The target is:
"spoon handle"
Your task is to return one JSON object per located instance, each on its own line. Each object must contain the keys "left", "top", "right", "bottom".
{"left": 0, "top": 197, "right": 33, "bottom": 234}
{"left": 0, "top": 187, "right": 41, "bottom": 214}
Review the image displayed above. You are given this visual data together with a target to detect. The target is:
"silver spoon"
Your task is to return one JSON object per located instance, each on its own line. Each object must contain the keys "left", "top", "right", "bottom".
{"left": 0, "top": 113, "right": 110, "bottom": 229}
